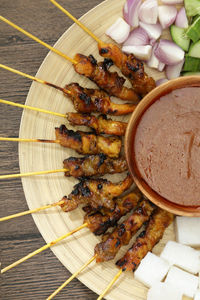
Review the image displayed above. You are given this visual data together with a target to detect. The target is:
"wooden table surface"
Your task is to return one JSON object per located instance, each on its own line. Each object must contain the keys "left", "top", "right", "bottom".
{"left": 0, "top": 1, "right": 104, "bottom": 299}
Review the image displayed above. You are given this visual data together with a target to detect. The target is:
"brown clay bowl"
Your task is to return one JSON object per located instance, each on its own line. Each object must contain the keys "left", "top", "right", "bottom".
{"left": 125, "top": 76, "right": 200, "bottom": 216}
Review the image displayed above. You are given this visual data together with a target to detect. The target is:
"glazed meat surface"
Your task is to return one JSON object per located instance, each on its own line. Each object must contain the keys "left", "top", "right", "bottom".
{"left": 116, "top": 208, "right": 174, "bottom": 271}
{"left": 98, "top": 43, "right": 156, "bottom": 97}
{"left": 55, "top": 125, "right": 121, "bottom": 158}
{"left": 84, "top": 189, "right": 142, "bottom": 235}
{"left": 73, "top": 54, "right": 140, "bottom": 102}
{"left": 94, "top": 199, "right": 155, "bottom": 262}
{"left": 60, "top": 174, "right": 133, "bottom": 211}
{"left": 65, "top": 83, "right": 135, "bottom": 115}
{"left": 63, "top": 154, "right": 127, "bottom": 178}
{"left": 67, "top": 113, "right": 127, "bottom": 136}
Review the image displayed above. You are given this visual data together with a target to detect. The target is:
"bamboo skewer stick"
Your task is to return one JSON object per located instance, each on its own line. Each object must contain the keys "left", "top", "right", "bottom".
{"left": 97, "top": 269, "right": 123, "bottom": 300}
{"left": 0, "top": 63, "right": 45, "bottom": 85}
{"left": 0, "top": 168, "right": 67, "bottom": 180}
{"left": 0, "top": 63, "right": 71, "bottom": 95}
{"left": 1, "top": 223, "right": 88, "bottom": 274}
{"left": 0, "top": 16, "right": 77, "bottom": 64}
{"left": 0, "top": 99, "right": 66, "bottom": 118}
{"left": 0, "top": 137, "right": 60, "bottom": 143}
{"left": 47, "top": 254, "right": 97, "bottom": 300}
{"left": 49, "top": 0, "right": 102, "bottom": 45}
{"left": 0, "top": 200, "right": 65, "bottom": 222}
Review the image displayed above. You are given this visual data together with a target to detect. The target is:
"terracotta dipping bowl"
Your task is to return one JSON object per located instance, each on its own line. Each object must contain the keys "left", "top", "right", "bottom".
{"left": 125, "top": 76, "right": 200, "bottom": 217}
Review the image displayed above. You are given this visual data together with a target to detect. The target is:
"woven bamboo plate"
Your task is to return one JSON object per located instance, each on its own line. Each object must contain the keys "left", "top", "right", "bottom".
{"left": 18, "top": 0, "right": 190, "bottom": 299}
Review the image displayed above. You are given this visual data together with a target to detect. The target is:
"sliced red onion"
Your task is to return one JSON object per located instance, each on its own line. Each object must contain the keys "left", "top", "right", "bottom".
{"left": 158, "top": 61, "right": 165, "bottom": 72}
{"left": 123, "top": 27, "right": 149, "bottom": 46}
{"left": 165, "top": 59, "right": 185, "bottom": 79}
{"left": 175, "top": 7, "right": 188, "bottom": 28}
{"left": 122, "top": 45, "right": 152, "bottom": 60}
{"left": 139, "top": 22, "right": 162, "bottom": 40}
{"left": 150, "top": 38, "right": 156, "bottom": 46}
{"left": 139, "top": 0, "right": 158, "bottom": 24}
{"left": 158, "top": 5, "right": 177, "bottom": 29}
{"left": 154, "top": 39, "right": 184, "bottom": 65}
{"left": 162, "top": 0, "right": 183, "bottom": 4}
{"left": 156, "top": 78, "right": 168, "bottom": 86}
{"left": 123, "top": 0, "right": 142, "bottom": 28}
{"left": 106, "top": 17, "right": 130, "bottom": 44}
{"left": 147, "top": 43, "right": 159, "bottom": 69}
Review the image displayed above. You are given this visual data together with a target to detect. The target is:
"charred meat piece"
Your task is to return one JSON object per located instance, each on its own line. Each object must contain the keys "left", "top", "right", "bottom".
{"left": 116, "top": 208, "right": 174, "bottom": 271}
{"left": 60, "top": 173, "right": 133, "bottom": 211}
{"left": 73, "top": 54, "right": 140, "bottom": 103}
{"left": 98, "top": 43, "right": 156, "bottom": 97}
{"left": 63, "top": 154, "right": 127, "bottom": 178}
{"left": 67, "top": 113, "right": 127, "bottom": 136}
{"left": 65, "top": 83, "right": 135, "bottom": 116}
{"left": 94, "top": 199, "right": 155, "bottom": 262}
{"left": 55, "top": 125, "right": 121, "bottom": 158}
{"left": 84, "top": 189, "right": 142, "bottom": 235}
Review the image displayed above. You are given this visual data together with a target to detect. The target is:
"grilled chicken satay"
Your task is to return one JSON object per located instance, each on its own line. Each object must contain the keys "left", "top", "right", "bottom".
{"left": 98, "top": 43, "right": 156, "bottom": 97}
{"left": 84, "top": 189, "right": 142, "bottom": 235}
{"left": 67, "top": 113, "right": 127, "bottom": 136}
{"left": 63, "top": 154, "right": 127, "bottom": 178}
{"left": 116, "top": 208, "right": 174, "bottom": 271}
{"left": 73, "top": 54, "right": 140, "bottom": 103}
{"left": 66, "top": 83, "right": 135, "bottom": 115}
{"left": 55, "top": 125, "right": 121, "bottom": 158}
{"left": 94, "top": 199, "right": 155, "bottom": 262}
{"left": 60, "top": 174, "right": 133, "bottom": 211}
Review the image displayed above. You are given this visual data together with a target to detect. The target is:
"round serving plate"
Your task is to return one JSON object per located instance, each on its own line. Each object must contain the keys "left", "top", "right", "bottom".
{"left": 19, "top": 0, "right": 180, "bottom": 299}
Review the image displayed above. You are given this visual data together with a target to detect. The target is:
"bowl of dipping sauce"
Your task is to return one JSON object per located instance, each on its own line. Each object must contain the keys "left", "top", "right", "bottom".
{"left": 125, "top": 76, "right": 200, "bottom": 216}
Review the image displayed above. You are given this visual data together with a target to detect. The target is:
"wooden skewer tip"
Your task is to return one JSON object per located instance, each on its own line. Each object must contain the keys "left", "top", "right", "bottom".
{"left": 1, "top": 223, "right": 88, "bottom": 274}
{"left": 47, "top": 254, "right": 97, "bottom": 299}
{"left": 0, "top": 16, "right": 77, "bottom": 64}
{"left": 97, "top": 269, "right": 123, "bottom": 300}
{"left": 0, "top": 199, "right": 65, "bottom": 222}
{"left": 49, "top": 0, "right": 102, "bottom": 45}
{"left": 0, "top": 168, "right": 67, "bottom": 180}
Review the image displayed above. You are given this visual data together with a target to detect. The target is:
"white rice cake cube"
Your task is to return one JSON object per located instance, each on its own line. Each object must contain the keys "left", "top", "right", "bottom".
{"left": 165, "top": 266, "right": 199, "bottom": 298}
{"left": 147, "top": 282, "right": 183, "bottom": 300}
{"left": 176, "top": 217, "right": 200, "bottom": 247}
{"left": 160, "top": 240, "right": 200, "bottom": 274}
{"left": 134, "top": 252, "right": 170, "bottom": 287}
{"left": 195, "top": 290, "right": 200, "bottom": 300}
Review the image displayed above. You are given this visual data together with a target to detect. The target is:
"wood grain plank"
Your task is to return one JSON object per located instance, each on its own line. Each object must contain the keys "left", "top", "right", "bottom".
{"left": 0, "top": 0, "right": 103, "bottom": 299}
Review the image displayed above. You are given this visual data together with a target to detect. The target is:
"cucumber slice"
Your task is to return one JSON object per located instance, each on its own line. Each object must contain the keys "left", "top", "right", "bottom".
{"left": 182, "top": 71, "right": 200, "bottom": 76}
{"left": 184, "top": 0, "right": 200, "bottom": 17}
{"left": 188, "top": 41, "right": 200, "bottom": 58}
{"left": 183, "top": 55, "right": 200, "bottom": 71}
{"left": 186, "top": 15, "right": 200, "bottom": 42}
{"left": 170, "top": 25, "right": 190, "bottom": 52}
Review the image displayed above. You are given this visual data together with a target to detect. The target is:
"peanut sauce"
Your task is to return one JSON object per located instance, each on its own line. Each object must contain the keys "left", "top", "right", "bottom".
{"left": 134, "top": 87, "right": 200, "bottom": 206}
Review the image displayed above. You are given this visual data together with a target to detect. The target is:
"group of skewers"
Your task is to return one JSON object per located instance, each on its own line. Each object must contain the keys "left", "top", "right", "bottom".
{"left": 0, "top": 1, "right": 175, "bottom": 299}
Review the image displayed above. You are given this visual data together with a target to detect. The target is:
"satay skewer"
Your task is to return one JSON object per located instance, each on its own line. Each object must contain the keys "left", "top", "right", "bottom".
{"left": 0, "top": 64, "right": 136, "bottom": 116}
{"left": 0, "top": 153, "right": 127, "bottom": 189}
{"left": 49, "top": 0, "right": 156, "bottom": 97}
{"left": 0, "top": 97, "right": 127, "bottom": 136}
{"left": 47, "top": 198, "right": 154, "bottom": 298}
{"left": 0, "top": 124, "right": 122, "bottom": 158}
{"left": 1, "top": 191, "right": 141, "bottom": 273}
{"left": 97, "top": 209, "right": 174, "bottom": 299}
{"left": 0, "top": 16, "right": 139, "bottom": 102}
